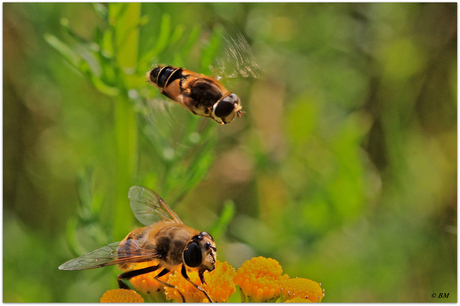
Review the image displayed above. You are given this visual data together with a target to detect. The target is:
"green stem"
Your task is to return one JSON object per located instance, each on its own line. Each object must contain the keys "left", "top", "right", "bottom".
{"left": 109, "top": 3, "right": 141, "bottom": 239}
{"left": 113, "top": 97, "right": 138, "bottom": 239}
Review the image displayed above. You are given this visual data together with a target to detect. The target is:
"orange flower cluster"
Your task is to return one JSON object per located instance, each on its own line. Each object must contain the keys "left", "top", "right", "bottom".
{"left": 100, "top": 289, "right": 144, "bottom": 303}
{"left": 99, "top": 256, "right": 324, "bottom": 303}
{"left": 281, "top": 277, "right": 324, "bottom": 302}
{"left": 234, "top": 256, "right": 289, "bottom": 302}
{"left": 165, "top": 260, "right": 236, "bottom": 303}
{"left": 234, "top": 257, "right": 324, "bottom": 303}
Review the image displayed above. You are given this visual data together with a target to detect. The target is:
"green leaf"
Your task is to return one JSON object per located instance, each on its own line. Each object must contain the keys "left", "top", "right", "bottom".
{"left": 60, "top": 18, "right": 100, "bottom": 52}
{"left": 182, "top": 24, "right": 201, "bottom": 56}
{"left": 110, "top": 3, "right": 141, "bottom": 70}
{"left": 170, "top": 24, "right": 185, "bottom": 45}
{"left": 44, "top": 33, "right": 81, "bottom": 68}
{"left": 209, "top": 200, "right": 236, "bottom": 241}
{"left": 139, "top": 13, "right": 171, "bottom": 66}
{"left": 100, "top": 28, "right": 114, "bottom": 58}
{"left": 92, "top": 3, "right": 108, "bottom": 21}
{"left": 64, "top": 216, "right": 82, "bottom": 258}
{"left": 89, "top": 74, "right": 120, "bottom": 96}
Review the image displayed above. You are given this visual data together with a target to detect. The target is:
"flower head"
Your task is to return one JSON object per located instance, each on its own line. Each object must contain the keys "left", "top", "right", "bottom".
{"left": 100, "top": 289, "right": 144, "bottom": 303}
{"left": 234, "top": 256, "right": 289, "bottom": 302}
{"left": 281, "top": 278, "right": 324, "bottom": 303}
{"left": 165, "top": 267, "right": 205, "bottom": 303}
{"left": 165, "top": 260, "right": 237, "bottom": 303}
{"left": 203, "top": 260, "right": 237, "bottom": 302}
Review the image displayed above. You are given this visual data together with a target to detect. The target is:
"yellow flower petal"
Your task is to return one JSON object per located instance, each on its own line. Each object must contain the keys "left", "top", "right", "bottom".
{"left": 281, "top": 278, "right": 324, "bottom": 303}
{"left": 234, "top": 256, "right": 289, "bottom": 302}
{"left": 100, "top": 289, "right": 144, "bottom": 303}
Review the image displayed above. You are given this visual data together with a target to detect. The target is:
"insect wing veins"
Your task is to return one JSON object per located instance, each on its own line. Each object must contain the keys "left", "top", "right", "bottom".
{"left": 128, "top": 186, "right": 183, "bottom": 226}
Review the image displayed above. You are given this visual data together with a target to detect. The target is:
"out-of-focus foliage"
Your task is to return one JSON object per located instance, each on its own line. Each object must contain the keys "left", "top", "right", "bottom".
{"left": 3, "top": 3, "right": 456, "bottom": 303}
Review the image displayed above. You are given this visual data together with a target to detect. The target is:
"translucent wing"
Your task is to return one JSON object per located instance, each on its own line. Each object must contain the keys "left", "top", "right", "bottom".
{"left": 214, "top": 31, "right": 262, "bottom": 79}
{"left": 58, "top": 241, "right": 158, "bottom": 271}
{"left": 128, "top": 185, "right": 183, "bottom": 226}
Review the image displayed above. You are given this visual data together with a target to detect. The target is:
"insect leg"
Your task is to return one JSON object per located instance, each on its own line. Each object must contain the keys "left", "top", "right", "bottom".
{"left": 117, "top": 264, "right": 160, "bottom": 289}
{"left": 154, "top": 268, "right": 185, "bottom": 303}
{"left": 180, "top": 265, "right": 214, "bottom": 303}
{"left": 198, "top": 270, "right": 207, "bottom": 286}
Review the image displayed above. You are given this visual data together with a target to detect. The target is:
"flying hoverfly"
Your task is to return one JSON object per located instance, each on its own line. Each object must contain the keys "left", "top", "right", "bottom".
{"left": 146, "top": 31, "right": 261, "bottom": 125}
{"left": 59, "top": 186, "right": 217, "bottom": 302}
{"left": 146, "top": 65, "right": 242, "bottom": 125}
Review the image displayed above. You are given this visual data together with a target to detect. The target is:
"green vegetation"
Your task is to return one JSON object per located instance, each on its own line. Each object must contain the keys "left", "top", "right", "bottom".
{"left": 4, "top": 3, "right": 456, "bottom": 302}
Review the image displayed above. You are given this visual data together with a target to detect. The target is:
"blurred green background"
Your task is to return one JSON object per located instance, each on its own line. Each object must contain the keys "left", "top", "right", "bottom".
{"left": 3, "top": 3, "right": 456, "bottom": 303}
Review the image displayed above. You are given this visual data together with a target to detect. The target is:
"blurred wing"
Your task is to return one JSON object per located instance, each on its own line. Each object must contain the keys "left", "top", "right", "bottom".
{"left": 128, "top": 185, "right": 183, "bottom": 226}
{"left": 214, "top": 31, "right": 262, "bottom": 79}
{"left": 58, "top": 241, "right": 158, "bottom": 271}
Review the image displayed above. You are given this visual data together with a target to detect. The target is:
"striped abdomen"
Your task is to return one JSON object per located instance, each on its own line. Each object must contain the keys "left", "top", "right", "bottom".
{"left": 148, "top": 65, "right": 184, "bottom": 89}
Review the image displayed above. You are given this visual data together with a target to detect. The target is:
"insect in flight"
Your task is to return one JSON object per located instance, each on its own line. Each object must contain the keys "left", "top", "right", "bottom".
{"left": 146, "top": 65, "right": 243, "bottom": 125}
{"left": 59, "top": 186, "right": 217, "bottom": 302}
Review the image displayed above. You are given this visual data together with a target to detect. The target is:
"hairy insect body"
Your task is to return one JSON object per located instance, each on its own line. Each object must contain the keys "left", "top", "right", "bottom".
{"left": 117, "top": 222, "right": 198, "bottom": 271}
{"left": 147, "top": 65, "right": 242, "bottom": 124}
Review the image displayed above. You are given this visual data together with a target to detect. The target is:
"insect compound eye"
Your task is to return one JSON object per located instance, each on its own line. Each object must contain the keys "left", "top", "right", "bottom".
{"left": 213, "top": 94, "right": 239, "bottom": 118}
{"left": 184, "top": 241, "right": 202, "bottom": 268}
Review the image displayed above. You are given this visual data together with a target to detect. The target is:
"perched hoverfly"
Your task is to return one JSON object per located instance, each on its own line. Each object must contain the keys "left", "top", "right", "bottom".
{"left": 146, "top": 65, "right": 242, "bottom": 124}
{"left": 59, "top": 186, "right": 217, "bottom": 302}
